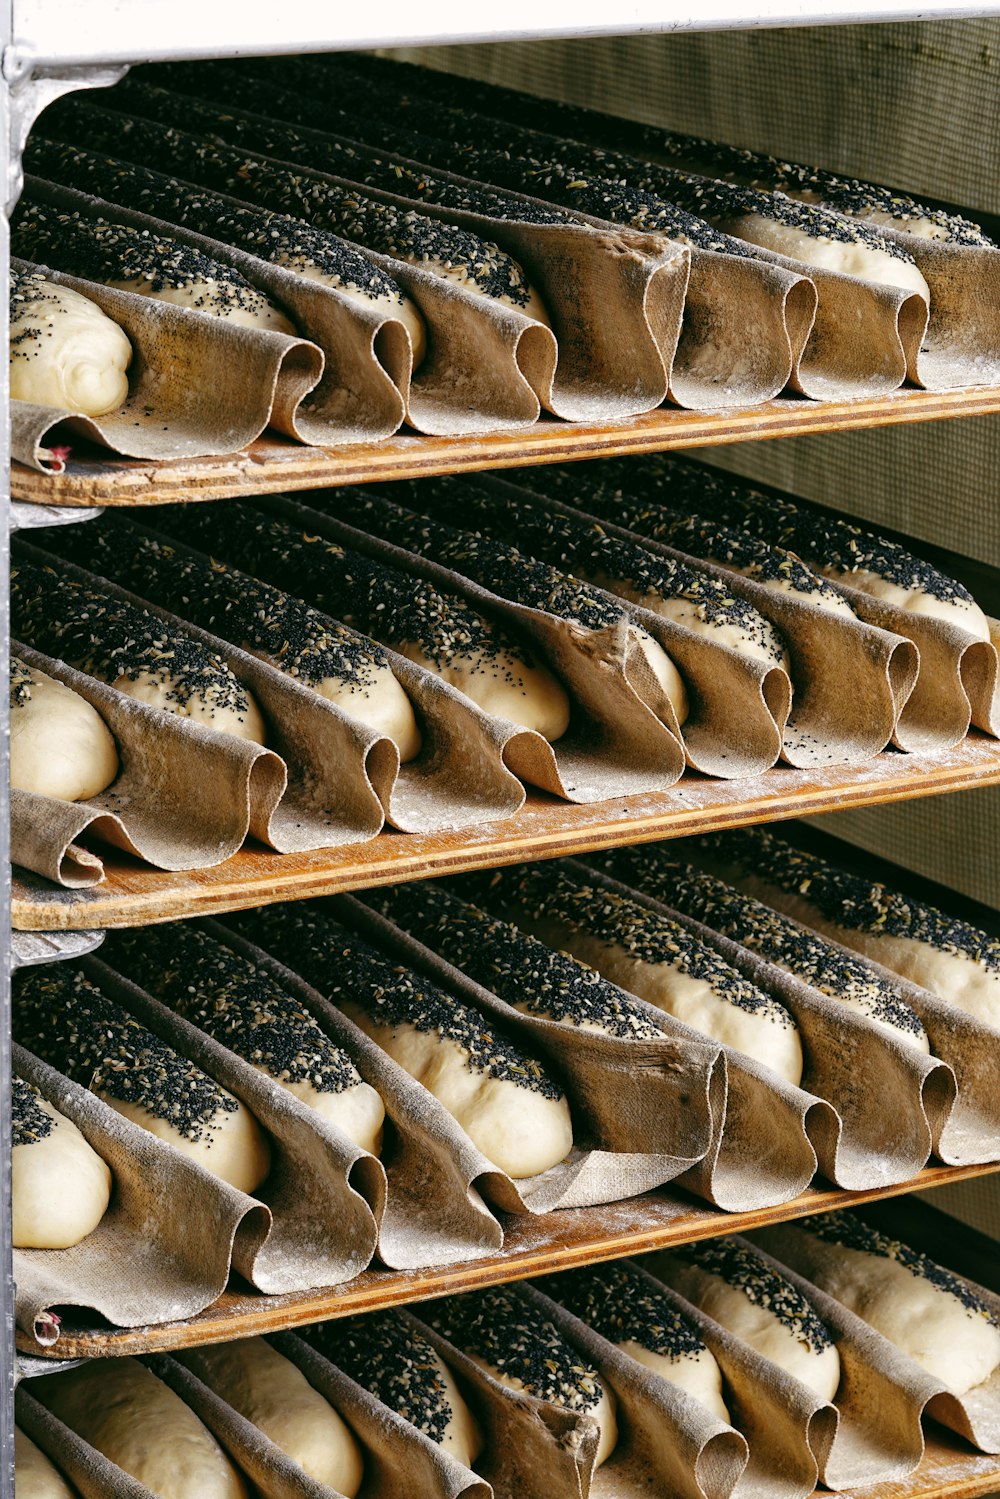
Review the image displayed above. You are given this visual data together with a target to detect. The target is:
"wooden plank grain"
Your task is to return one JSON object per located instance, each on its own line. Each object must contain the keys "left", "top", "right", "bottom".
{"left": 14, "top": 385, "right": 1000, "bottom": 508}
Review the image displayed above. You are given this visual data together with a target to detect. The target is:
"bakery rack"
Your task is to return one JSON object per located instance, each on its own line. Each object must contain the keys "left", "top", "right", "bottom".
{"left": 7, "top": 5, "right": 1000, "bottom": 1498}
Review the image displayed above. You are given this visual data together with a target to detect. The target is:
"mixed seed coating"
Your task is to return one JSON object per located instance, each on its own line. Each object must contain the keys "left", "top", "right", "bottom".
{"left": 547, "top": 1261, "right": 707, "bottom": 1361}
{"left": 804, "top": 1210, "right": 999, "bottom": 1325}
{"left": 595, "top": 846, "right": 926, "bottom": 1038}
{"left": 701, "top": 827, "right": 1000, "bottom": 976}
{"left": 12, "top": 1077, "right": 55, "bottom": 1148}
{"left": 370, "top": 880, "right": 664, "bottom": 1040}
{"left": 10, "top": 266, "right": 86, "bottom": 368}
{"left": 42, "top": 516, "right": 391, "bottom": 701}
{"left": 233, "top": 901, "right": 563, "bottom": 1098}
{"left": 14, "top": 965, "right": 238, "bottom": 1140}
{"left": 11, "top": 555, "right": 254, "bottom": 724}
{"left": 104, "top": 923, "right": 363, "bottom": 1094}
{"left": 10, "top": 658, "right": 33, "bottom": 710}
{"left": 307, "top": 1311, "right": 457, "bottom": 1443}
{"left": 428, "top": 1285, "right": 605, "bottom": 1412}
{"left": 677, "top": 1238, "right": 835, "bottom": 1351}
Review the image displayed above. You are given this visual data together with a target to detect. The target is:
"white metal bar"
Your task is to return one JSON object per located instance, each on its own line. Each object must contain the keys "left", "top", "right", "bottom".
{"left": 8, "top": 0, "right": 1000, "bottom": 74}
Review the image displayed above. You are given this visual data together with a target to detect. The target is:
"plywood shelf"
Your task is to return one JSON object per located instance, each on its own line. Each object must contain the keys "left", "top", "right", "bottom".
{"left": 14, "top": 735, "right": 1000, "bottom": 931}
{"left": 14, "top": 385, "right": 1000, "bottom": 509}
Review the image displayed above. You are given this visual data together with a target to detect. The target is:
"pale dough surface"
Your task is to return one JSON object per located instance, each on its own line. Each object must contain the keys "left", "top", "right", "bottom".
{"left": 525, "top": 915, "right": 804, "bottom": 1086}
{"left": 15, "top": 1427, "right": 77, "bottom": 1499}
{"left": 430, "top": 1350, "right": 484, "bottom": 1469}
{"left": 723, "top": 214, "right": 931, "bottom": 300}
{"left": 618, "top": 1340, "right": 731, "bottom": 1424}
{"left": 283, "top": 1074, "right": 385, "bottom": 1156}
{"left": 631, "top": 625, "right": 689, "bottom": 727}
{"left": 112, "top": 666, "right": 267, "bottom": 745}
{"left": 792, "top": 1239, "right": 1000, "bottom": 1396}
{"left": 617, "top": 578, "right": 788, "bottom": 671}
{"left": 192, "top": 1337, "right": 364, "bottom": 1495}
{"left": 400, "top": 640, "right": 571, "bottom": 742}
{"left": 666, "top": 1260, "right": 841, "bottom": 1401}
{"left": 11, "top": 662, "right": 119, "bottom": 802}
{"left": 816, "top": 565, "right": 991, "bottom": 640}
{"left": 341, "top": 1004, "right": 573, "bottom": 1179}
{"left": 286, "top": 260, "right": 428, "bottom": 368}
{"left": 105, "top": 1090, "right": 270, "bottom": 1195}
{"left": 10, "top": 277, "right": 132, "bottom": 416}
{"left": 13, "top": 1092, "right": 112, "bottom": 1250}
{"left": 471, "top": 1353, "right": 618, "bottom": 1467}
{"left": 107, "top": 274, "right": 295, "bottom": 334}
{"left": 734, "top": 568, "right": 856, "bottom": 618}
{"left": 41, "top": 1358, "right": 248, "bottom": 1499}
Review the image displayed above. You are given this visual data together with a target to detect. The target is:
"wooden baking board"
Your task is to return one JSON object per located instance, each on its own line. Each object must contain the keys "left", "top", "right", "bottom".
{"left": 14, "top": 385, "right": 1000, "bottom": 507}
{"left": 21, "top": 1161, "right": 998, "bottom": 1360}
{"left": 832, "top": 1434, "right": 1000, "bottom": 1499}
{"left": 15, "top": 735, "right": 1000, "bottom": 931}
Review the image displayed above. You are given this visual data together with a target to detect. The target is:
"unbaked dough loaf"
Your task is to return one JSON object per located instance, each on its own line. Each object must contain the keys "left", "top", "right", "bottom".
{"left": 10, "top": 266, "right": 131, "bottom": 416}
{"left": 186, "top": 1337, "right": 363, "bottom": 1495}
{"left": 654, "top": 1239, "right": 841, "bottom": 1401}
{"left": 38, "top": 1359, "right": 248, "bottom": 1499}
{"left": 43, "top": 516, "right": 422, "bottom": 761}
{"left": 431, "top": 1286, "right": 617, "bottom": 1466}
{"left": 758, "top": 1211, "right": 1000, "bottom": 1397}
{"left": 694, "top": 826, "right": 1000, "bottom": 1032}
{"left": 14, "top": 1427, "right": 77, "bottom": 1499}
{"left": 11, "top": 557, "right": 266, "bottom": 744}
{"left": 153, "top": 500, "right": 573, "bottom": 742}
{"left": 549, "top": 1261, "right": 730, "bottom": 1423}
{"left": 308, "top": 1309, "right": 483, "bottom": 1469}
{"left": 10, "top": 656, "right": 119, "bottom": 802}
{"left": 12, "top": 1076, "right": 112, "bottom": 1249}
{"left": 595, "top": 844, "right": 930, "bottom": 1052}
{"left": 106, "top": 922, "right": 385, "bottom": 1155}
{"left": 15, "top": 964, "right": 270, "bottom": 1194}
{"left": 488, "top": 861, "right": 803, "bottom": 1084}
{"left": 369, "top": 879, "right": 669, "bottom": 1043}
{"left": 244, "top": 903, "right": 573, "bottom": 1180}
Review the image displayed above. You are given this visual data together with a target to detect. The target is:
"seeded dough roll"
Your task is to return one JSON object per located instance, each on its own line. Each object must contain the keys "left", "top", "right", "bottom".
{"left": 766, "top": 1211, "right": 1000, "bottom": 1396}
{"left": 12, "top": 1076, "right": 112, "bottom": 1249}
{"left": 547, "top": 1261, "right": 730, "bottom": 1422}
{"left": 403, "top": 476, "right": 789, "bottom": 671}
{"left": 10, "top": 655, "right": 119, "bottom": 802}
{"left": 691, "top": 826, "right": 1000, "bottom": 1031}
{"left": 148, "top": 499, "right": 572, "bottom": 742}
{"left": 28, "top": 135, "right": 427, "bottom": 366}
{"left": 38, "top": 1359, "right": 248, "bottom": 1499}
{"left": 307, "top": 1310, "right": 483, "bottom": 1469}
{"left": 15, "top": 965, "right": 270, "bottom": 1194}
{"left": 12, "top": 556, "right": 266, "bottom": 743}
{"left": 242, "top": 902, "right": 573, "bottom": 1180}
{"left": 10, "top": 265, "right": 131, "bottom": 416}
{"left": 611, "top": 454, "right": 991, "bottom": 641}
{"left": 368, "top": 880, "right": 667, "bottom": 1042}
{"left": 595, "top": 843, "right": 930, "bottom": 1051}
{"left": 189, "top": 1337, "right": 363, "bottom": 1494}
{"left": 42, "top": 516, "right": 421, "bottom": 760}
{"left": 14, "top": 198, "right": 294, "bottom": 332}
{"left": 530, "top": 459, "right": 855, "bottom": 618}
{"left": 105, "top": 923, "right": 385, "bottom": 1154}
{"left": 429, "top": 1285, "right": 618, "bottom": 1466}
{"left": 15, "top": 1429, "right": 76, "bottom": 1499}
{"left": 349, "top": 489, "right": 689, "bottom": 725}
{"left": 655, "top": 1239, "right": 841, "bottom": 1401}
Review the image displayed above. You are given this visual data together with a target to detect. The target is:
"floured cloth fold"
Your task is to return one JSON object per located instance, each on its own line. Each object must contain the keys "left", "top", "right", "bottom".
{"left": 10, "top": 641, "right": 290, "bottom": 889}
{"left": 340, "top": 893, "right": 828, "bottom": 1214}
{"left": 10, "top": 256, "right": 322, "bottom": 471}
{"left": 652, "top": 1237, "right": 934, "bottom": 1490}
{"left": 883, "top": 228, "right": 1000, "bottom": 390}
{"left": 751, "top": 1225, "right": 1000, "bottom": 1459}
{"left": 24, "top": 174, "right": 410, "bottom": 446}
{"left": 85, "top": 957, "right": 382, "bottom": 1296}
{"left": 567, "top": 860, "right": 953, "bottom": 1187}
{"left": 16, "top": 1385, "right": 151, "bottom": 1499}
{"left": 12, "top": 1043, "right": 268, "bottom": 1345}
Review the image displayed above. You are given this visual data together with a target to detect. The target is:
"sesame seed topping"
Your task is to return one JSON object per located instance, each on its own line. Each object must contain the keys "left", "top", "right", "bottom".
{"left": 677, "top": 1238, "right": 835, "bottom": 1351}
{"left": 12, "top": 1077, "right": 56, "bottom": 1148}
{"left": 547, "top": 1261, "right": 707, "bottom": 1361}
{"left": 306, "top": 1312, "right": 457, "bottom": 1443}
{"left": 10, "top": 657, "right": 33, "bottom": 710}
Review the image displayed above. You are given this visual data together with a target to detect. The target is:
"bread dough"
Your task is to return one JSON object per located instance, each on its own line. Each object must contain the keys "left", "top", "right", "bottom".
{"left": 301, "top": 660, "right": 420, "bottom": 762}
{"left": 476, "top": 1353, "right": 618, "bottom": 1464}
{"left": 12, "top": 1078, "right": 112, "bottom": 1249}
{"left": 38, "top": 1359, "right": 248, "bottom": 1499}
{"left": 657, "top": 1241, "right": 841, "bottom": 1401}
{"left": 597, "top": 569, "right": 788, "bottom": 673}
{"left": 630, "top": 625, "right": 690, "bottom": 726}
{"left": 10, "top": 658, "right": 119, "bottom": 801}
{"left": 819, "top": 565, "right": 991, "bottom": 639}
{"left": 107, "top": 273, "right": 294, "bottom": 333}
{"left": 10, "top": 270, "right": 132, "bottom": 416}
{"left": 113, "top": 664, "right": 267, "bottom": 745}
{"left": 109, "top": 1091, "right": 270, "bottom": 1194}
{"left": 14, "top": 1428, "right": 76, "bottom": 1499}
{"left": 189, "top": 1337, "right": 364, "bottom": 1495}
{"left": 287, "top": 259, "right": 427, "bottom": 365}
{"left": 721, "top": 212, "right": 932, "bottom": 300}
{"left": 623, "top": 1340, "right": 730, "bottom": 1422}
{"left": 399, "top": 638, "right": 571, "bottom": 740}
